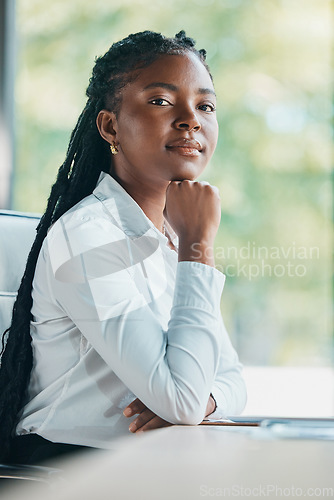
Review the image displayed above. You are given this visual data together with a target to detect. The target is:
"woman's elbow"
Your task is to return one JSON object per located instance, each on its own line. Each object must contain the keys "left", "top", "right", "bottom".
{"left": 166, "top": 396, "right": 207, "bottom": 426}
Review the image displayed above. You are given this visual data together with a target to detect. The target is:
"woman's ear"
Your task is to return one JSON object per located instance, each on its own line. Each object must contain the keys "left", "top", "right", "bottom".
{"left": 96, "top": 110, "right": 118, "bottom": 144}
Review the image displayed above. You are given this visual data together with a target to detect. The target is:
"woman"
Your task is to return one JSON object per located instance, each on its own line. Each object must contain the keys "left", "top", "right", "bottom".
{"left": 0, "top": 30, "right": 246, "bottom": 464}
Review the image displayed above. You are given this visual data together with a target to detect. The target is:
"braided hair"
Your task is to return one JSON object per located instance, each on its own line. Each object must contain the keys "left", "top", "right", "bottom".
{"left": 0, "top": 30, "right": 210, "bottom": 460}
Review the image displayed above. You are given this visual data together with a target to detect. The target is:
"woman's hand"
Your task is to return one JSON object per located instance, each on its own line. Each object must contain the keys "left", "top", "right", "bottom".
{"left": 123, "top": 395, "right": 216, "bottom": 433}
{"left": 164, "top": 180, "right": 221, "bottom": 267}
{"left": 123, "top": 398, "right": 172, "bottom": 433}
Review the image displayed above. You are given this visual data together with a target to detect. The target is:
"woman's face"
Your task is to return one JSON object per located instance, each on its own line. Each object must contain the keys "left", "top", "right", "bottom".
{"left": 100, "top": 52, "right": 218, "bottom": 189}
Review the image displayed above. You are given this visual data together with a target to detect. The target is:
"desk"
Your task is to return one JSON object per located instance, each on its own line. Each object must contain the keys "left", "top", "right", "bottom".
{"left": 3, "top": 425, "right": 334, "bottom": 499}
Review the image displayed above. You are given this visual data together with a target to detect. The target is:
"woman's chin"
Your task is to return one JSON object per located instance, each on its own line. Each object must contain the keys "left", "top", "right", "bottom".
{"left": 168, "top": 164, "right": 206, "bottom": 182}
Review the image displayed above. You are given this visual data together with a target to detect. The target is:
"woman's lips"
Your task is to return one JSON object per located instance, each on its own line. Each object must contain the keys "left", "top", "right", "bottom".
{"left": 166, "top": 139, "right": 202, "bottom": 157}
{"left": 167, "top": 147, "right": 201, "bottom": 157}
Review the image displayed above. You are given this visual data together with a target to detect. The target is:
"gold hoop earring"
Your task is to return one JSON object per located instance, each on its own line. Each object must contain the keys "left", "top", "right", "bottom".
{"left": 110, "top": 142, "right": 119, "bottom": 155}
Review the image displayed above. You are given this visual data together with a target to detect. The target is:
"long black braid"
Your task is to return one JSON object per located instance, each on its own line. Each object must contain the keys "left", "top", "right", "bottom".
{"left": 0, "top": 30, "right": 210, "bottom": 460}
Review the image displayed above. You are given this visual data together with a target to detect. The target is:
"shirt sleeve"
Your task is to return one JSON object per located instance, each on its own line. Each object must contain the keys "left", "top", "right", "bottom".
{"left": 205, "top": 319, "right": 247, "bottom": 420}
{"left": 46, "top": 220, "right": 226, "bottom": 426}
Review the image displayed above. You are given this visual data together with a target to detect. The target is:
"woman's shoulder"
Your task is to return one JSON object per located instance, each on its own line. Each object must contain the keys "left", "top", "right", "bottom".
{"left": 46, "top": 192, "right": 123, "bottom": 254}
{"left": 42, "top": 195, "right": 129, "bottom": 283}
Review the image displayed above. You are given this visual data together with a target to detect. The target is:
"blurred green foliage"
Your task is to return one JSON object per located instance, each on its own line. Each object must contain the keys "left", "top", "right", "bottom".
{"left": 14, "top": 0, "right": 333, "bottom": 365}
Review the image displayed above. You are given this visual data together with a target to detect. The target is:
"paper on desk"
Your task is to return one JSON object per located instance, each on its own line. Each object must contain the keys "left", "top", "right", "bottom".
{"left": 203, "top": 416, "right": 334, "bottom": 438}
{"left": 202, "top": 419, "right": 234, "bottom": 424}
{"left": 259, "top": 418, "right": 334, "bottom": 440}
{"left": 261, "top": 423, "right": 334, "bottom": 440}
{"left": 201, "top": 418, "right": 259, "bottom": 426}
{"left": 229, "top": 416, "right": 334, "bottom": 424}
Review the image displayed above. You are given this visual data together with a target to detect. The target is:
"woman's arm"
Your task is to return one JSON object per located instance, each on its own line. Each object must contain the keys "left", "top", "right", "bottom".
{"left": 204, "top": 319, "right": 247, "bottom": 420}
{"left": 123, "top": 394, "right": 216, "bottom": 433}
{"left": 45, "top": 180, "right": 230, "bottom": 425}
{"left": 47, "top": 221, "right": 225, "bottom": 426}
{"left": 123, "top": 320, "right": 246, "bottom": 432}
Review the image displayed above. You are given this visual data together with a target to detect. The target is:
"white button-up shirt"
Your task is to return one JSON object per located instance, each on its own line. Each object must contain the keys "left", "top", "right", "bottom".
{"left": 17, "top": 172, "right": 246, "bottom": 448}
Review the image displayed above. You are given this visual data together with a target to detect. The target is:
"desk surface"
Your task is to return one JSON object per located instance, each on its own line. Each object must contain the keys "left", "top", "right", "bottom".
{"left": 4, "top": 425, "right": 334, "bottom": 499}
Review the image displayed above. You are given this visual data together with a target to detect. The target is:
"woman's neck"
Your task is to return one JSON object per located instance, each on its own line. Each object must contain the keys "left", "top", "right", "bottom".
{"left": 111, "top": 170, "right": 168, "bottom": 233}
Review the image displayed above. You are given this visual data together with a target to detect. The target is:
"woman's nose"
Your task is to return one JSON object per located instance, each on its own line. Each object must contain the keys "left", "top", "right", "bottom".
{"left": 173, "top": 108, "right": 201, "bottom": 132}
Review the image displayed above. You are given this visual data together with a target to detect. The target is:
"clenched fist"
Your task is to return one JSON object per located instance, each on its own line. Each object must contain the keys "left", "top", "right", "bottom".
{"left": 164, "top": 180, "right": 221, "bottom": 267}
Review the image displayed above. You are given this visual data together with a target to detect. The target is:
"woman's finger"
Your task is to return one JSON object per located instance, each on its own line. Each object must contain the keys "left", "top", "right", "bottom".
{"left": 135, "top": 416, "right": 172, "bottom": 433}
{"left": 123, "top": 397, "right": 147, "bottom": 417}
{"left": 129, "top": 408, "right": 156, "bottom": 433}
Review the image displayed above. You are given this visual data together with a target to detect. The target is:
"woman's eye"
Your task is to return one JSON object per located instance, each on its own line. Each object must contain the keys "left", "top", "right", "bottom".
{"left": 150, "top": 98, "right": 170, "bottom": 106}
{"left": 198, "top": 104, "right": 216, "bottom": 112}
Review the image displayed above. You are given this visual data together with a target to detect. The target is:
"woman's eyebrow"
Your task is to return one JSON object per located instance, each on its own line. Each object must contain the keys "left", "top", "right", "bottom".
{"left": 143, "top": 82, "right": 178, "bottom": 92}
{"left": 143, "top": 82, "right": 216, "bottom": 96}
{"left": 198, "top": 87, "right": 216, "bottom": 97}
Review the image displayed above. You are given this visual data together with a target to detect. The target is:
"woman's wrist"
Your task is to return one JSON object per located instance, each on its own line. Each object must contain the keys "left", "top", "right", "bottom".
{"left": 205, "top": 393, "right": 217, "bottom": 417}
{"left": 178, "top": 239, "right": 215, "bottom": 267}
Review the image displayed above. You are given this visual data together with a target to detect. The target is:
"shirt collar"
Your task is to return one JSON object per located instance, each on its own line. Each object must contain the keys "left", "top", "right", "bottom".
{"left": 92, "top": 172, "right": 173, "bottom": 244}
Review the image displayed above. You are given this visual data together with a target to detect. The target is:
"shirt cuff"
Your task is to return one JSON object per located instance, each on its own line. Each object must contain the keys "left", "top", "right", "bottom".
{"left": 172, "top": 261, "right": 225, "bottom": 317}
{"left": 203, "top": 391, "right": 226, "bottom": 421}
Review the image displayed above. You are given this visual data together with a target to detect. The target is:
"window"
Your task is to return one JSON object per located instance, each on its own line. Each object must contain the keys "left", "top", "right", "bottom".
{"left": 7, "top": 0, "right": 334, "bottom": 414}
